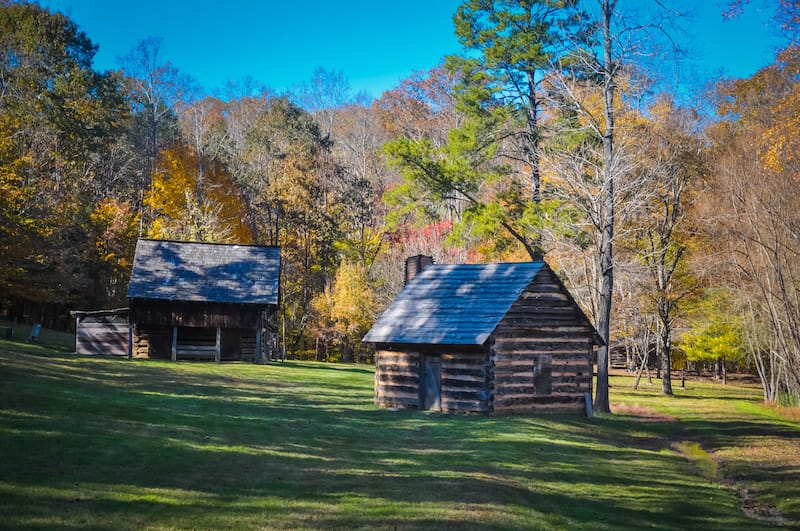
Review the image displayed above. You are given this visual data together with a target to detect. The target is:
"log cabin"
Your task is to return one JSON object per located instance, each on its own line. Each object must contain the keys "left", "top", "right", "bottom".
{"left": 127, "top": 239, "right": 280, "bottom": 362}
{"left": 362, "top": 258, "right": 603, "bottom": 414}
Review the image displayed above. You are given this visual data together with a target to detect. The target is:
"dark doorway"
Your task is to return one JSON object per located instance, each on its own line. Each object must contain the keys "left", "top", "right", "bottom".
{"left": 420, "top": 356, "right": 442, "bottom": 411}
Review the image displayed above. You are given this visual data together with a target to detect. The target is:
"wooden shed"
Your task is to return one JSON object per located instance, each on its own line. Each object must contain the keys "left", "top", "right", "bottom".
{"left": 362, "top": 260, "right": 603, "bottom": 414}
{"left": 71, "top": 308, "right": 129, "bottom": 356}
{"left": 127, "top": 239, "right": 280, "bottom": 362}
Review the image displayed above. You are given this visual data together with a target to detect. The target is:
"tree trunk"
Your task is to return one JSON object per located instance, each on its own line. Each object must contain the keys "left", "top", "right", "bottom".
{"left": 633, "top": 347, "right": 649, "bottom": 390}
{"left": 525, "top": 69, "right": 542, "bottom": 204}
{"left": 196, "top": 151, "right": 205, "bottom": 239}
{"left": 655, "top": 338, "right": 662, "bottom": 379}
{"left": 341, "top": 338, "right": 353, "bottom": 363}
{"left": 662, "top": 345, "right": 673, "bottom": 395}
{"left": 660, "top": 304, "right": 673, "bottom": 396}
{"left": 594, "top": 0, "right": 617, "bottom": 415}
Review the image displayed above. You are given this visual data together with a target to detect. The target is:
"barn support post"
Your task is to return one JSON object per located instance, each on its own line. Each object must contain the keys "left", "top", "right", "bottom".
{"left": 215, "top": 327, "right": 221, "bottom": 363}
{"left": 74, "top": 316, "right": 81, "bottom": 354}
{"left": 171, "top": 327, "right": 177, "bottom": 361}
{"left": 282, "top": 309, "right": 287, "bottom": 361}
{"left": 255, "top": 311, "right": 263, "bottom": 364}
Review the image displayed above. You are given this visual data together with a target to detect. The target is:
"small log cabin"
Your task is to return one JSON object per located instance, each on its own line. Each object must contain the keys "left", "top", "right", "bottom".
{"left": 127, "top": 239, "right": 280, "bottom": 362}
{"left": 362, "top": 259, "right": 603, "bottom": 414}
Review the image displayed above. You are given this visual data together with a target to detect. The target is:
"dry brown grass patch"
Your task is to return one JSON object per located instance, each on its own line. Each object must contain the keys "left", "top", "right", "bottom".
{"left": 610, "top": 402, "right": 677, "bottom": 422}
{"left": 766, "top": 404, "right": 800, "bottom": 422}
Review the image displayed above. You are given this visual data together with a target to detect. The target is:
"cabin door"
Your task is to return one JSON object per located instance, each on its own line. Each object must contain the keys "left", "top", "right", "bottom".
{"left": 419, "top": 356, "right": 441, "bottom": 411}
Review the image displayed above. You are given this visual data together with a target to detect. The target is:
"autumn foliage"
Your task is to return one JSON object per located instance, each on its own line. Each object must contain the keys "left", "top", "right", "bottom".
{"left": 146, "top": 144, "right": 252, "bottom": 243}
{"left": 1, "top": 0, "right": 799, "bottom": 403}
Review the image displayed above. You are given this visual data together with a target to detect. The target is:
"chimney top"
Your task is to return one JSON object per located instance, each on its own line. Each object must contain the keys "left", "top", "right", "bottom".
{"left": 404, "top": 255, "right": 434, "bottom": 285}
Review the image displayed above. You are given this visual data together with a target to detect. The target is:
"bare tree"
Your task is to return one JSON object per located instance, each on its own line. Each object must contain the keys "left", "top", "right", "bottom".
{"left": 117, "top": 37, "right": 181, "bottom": 188}
{"left": 177, "top": 87, "right": 227, "bottom": 228}
{"left": 631, "top": 99, "right": 703, "bottom": 395}
{"left": 700, "top": 41, "right": 800, "bottom": 403}
{"left": 547, "top": 0, "right": 687, "bottom": 412}
{"left": 545, "top": 75, "right": 645, "bottom": 412}
{"left": 216, "top": 81, "right": 275, "bottom": 241}
{"left": 292, "top": 67, "right": 356, "bottom": 139}
{"left": 708, "top": 132, "right": 800, "bottom": 402}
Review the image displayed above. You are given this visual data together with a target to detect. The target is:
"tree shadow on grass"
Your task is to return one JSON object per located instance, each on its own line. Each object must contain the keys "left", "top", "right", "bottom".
{"left": 0, "top": 350, "right": 789, "bottom": 530}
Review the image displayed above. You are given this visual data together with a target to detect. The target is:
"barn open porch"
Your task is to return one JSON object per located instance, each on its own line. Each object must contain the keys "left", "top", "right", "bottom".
{"left": 131, "top": 325, "right": 263, "bottom": 362}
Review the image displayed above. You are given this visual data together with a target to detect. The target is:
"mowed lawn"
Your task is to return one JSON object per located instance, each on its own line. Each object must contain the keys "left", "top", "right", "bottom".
{"left": 1, "top": 335, "right": 798, "bottom": 529}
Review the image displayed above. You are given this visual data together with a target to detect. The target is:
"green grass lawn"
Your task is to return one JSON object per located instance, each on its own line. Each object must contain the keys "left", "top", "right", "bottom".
{"left": 1, "top": 337, "right": 798, "bottom": 530}
{"left": 0, "top": 319, "right": 75, "bottom": 352}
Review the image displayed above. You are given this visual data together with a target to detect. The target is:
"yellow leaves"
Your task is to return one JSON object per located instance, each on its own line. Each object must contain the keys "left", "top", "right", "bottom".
{"left": 311, "top": 260, "right": 378, "bottom": 341}
{"left": 146, "top": 149, "right": 192, "bottom": 221}
{"left": 90, "top": 197, "right": 129, "bottom": 227}
{"left": 329, "top": 261, "right": 378, "bottom": 328}
{"left": 89, "top": 197, "right": 139, "bottom": 271}
{"left": 761, "top": 89, "right": 800, "bottom": 175}
{"left": 718, "top": 45, "right": 800, "bottom": 179}
{"left": 682, "top": 323, "right": 742, "bottom": 362}
{"left": 680, "top": 290, "right": 744, "bottom": 363}
{"left": 145, "top": 143, "right": 253, "bottom": 244}
{"left": 647, "top": 97, "right": 677, "bottom": 127}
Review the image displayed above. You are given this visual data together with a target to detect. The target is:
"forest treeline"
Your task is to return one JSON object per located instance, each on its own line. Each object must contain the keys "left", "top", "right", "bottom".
{"left": 1, "top": 1, "right": 799, "bottom": 406}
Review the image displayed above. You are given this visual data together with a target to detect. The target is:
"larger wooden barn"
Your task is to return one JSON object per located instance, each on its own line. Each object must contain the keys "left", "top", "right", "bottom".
{"left": 127, "top": 239, "right": 280, "bottom": 362}
{"left": 363, "top": 259, "right": 602, "bottom": 414}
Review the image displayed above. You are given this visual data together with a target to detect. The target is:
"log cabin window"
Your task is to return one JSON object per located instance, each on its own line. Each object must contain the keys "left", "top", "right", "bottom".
{"left": 532, "top": 355, "right": 552, "bottom": 395}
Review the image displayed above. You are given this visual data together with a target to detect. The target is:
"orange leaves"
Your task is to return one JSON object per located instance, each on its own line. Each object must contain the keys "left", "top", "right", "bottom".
{"left": 89, "top": 197, "right": 139, "bottom": 268}
{"left": 375, "top": 63, "right": 458, "bottom": 145}
{"left": 761, "top": 83, "right": 800, "bottom": 175}
{"left": 145, "top": 143, "right": 252, "bottom": 243}
{"left": 718, "top": 44, "right": 800, "bottom": 178}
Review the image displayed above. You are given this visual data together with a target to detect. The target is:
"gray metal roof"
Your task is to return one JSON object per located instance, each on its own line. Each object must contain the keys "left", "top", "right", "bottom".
{"left": 127, "top": 239, "right": 280, "bottom": 305}
{"left": 363, "top": 262, "right": 545, "bottom": 345}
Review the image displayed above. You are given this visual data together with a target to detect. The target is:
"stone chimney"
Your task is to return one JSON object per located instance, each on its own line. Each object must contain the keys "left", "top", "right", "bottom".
{"left": 404, "top": 255, "right": 434, "bottom": 285}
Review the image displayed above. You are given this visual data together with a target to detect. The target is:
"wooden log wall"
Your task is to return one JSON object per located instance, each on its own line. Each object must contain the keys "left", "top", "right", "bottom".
{"left": 438, "top": 352, "right": 490, "bottom": 413}
{"left": 133, "top": 325, "right": 259, "bottom": 361}
{"left": 610, "top": 344, "right": 628, "bottom": 369}
{"left": 129, "top": 300, "right": 268, "bottom": 329}
{"left": 132, "top": 326, "right": 171, "bottom": 359}
{"left": 375, "top": 350, "right": 420, "bottom": 409}
{"left": 490, "top": 268, "right": 594, "bottom": 414}
{"left": 374, "top": 348, "right": 491, "bottom": 413}
{"left": 132, "top": 328, "right": 147, "bottom": 358}
{"left": 75, "top": 317, "right": 128, "bottom": 356}
{"left": 241, "top": 331, "right": 257, "bottom": 360}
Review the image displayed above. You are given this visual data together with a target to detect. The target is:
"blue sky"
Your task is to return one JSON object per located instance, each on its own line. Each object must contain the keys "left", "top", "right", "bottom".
{"left": 40, "top": 0, "right": 784, "bottom": 99}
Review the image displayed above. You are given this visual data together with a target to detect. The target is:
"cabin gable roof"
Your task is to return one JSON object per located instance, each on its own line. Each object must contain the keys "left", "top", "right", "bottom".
{"left": 127, "top": 239, "right": 280, "bottom": 305}
{"left": 502, "top": 267, "right": 605, "bottom": 346}
{"left": 364, "top": 261, "right": 603, "bottom": 347}
{"left": 363, "top": 262, "right": 545, "bottom": 345}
